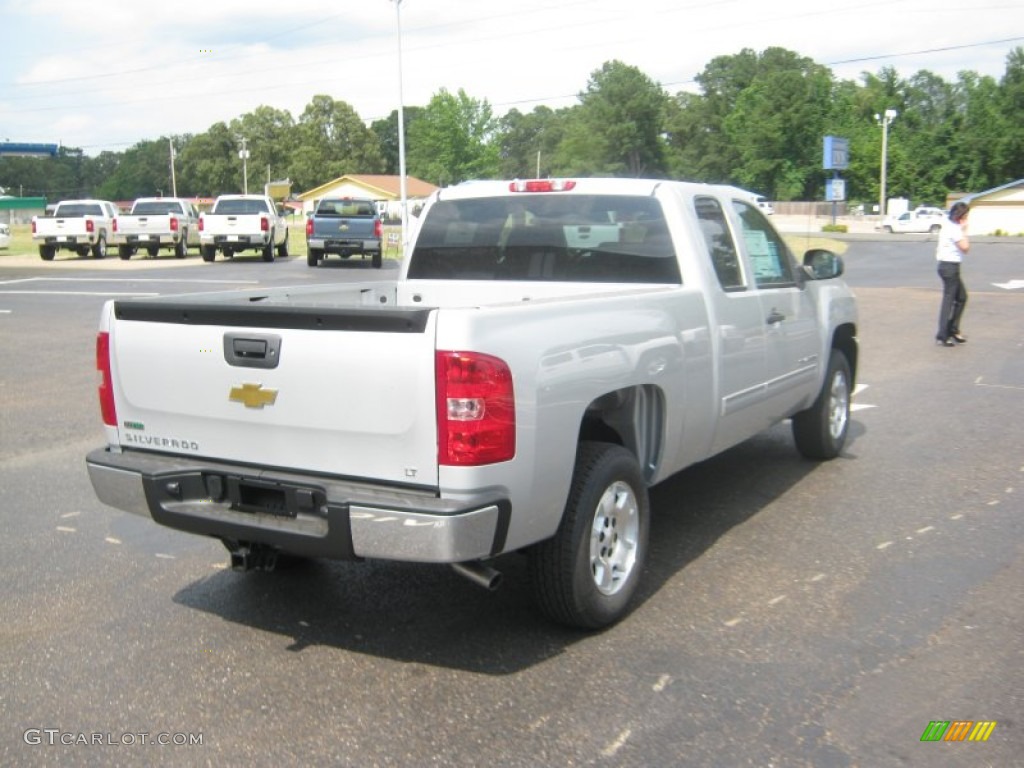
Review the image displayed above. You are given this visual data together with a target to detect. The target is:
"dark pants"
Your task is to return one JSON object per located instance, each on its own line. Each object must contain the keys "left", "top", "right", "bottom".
{"left": 937, "top": 261, "right": 967, "bottom": 340}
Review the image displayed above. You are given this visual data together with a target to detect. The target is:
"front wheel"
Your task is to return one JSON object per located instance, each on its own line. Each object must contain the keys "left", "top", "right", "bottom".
{"left": 529, "top": 442, "right": 649, "bottom": 629}
{"left": 792, "top": 349, "right": 851, "bottom": 459}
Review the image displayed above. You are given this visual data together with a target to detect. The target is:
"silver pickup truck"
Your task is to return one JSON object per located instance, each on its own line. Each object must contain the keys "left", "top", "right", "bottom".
{"left": 114, "top": 197, "right": 200, "bottom": 259}
{"left": 32, "top": 199, "right": 119, "bottom": 260}
{"left": 86, "top": 178, "right": 858, "bottom": 628}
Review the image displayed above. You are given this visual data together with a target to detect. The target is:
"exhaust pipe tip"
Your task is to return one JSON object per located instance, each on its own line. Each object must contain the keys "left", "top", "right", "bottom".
{"left": 451, "top": 561, "right": 503, "bottom": 591}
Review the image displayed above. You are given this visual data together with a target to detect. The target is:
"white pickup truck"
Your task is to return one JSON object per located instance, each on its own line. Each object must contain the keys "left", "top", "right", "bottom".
{"left": 198, "top": 194, "right": 289, "bottom": 262}
{"left": 32, "top": 199, "right": 119, "bottom": 260}
{"left": 86, "top": 178, "right": 858, "bottom": 628}
{"left": 114, "top": 197, "right": 199, "bottom": 259}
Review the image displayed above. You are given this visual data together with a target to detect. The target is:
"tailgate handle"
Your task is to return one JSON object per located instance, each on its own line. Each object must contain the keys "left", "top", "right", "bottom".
{"left": 224, "top": 333, "right": 281, "bottom": 369}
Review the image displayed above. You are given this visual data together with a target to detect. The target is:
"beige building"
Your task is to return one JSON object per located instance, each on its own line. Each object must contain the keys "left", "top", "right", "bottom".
{"left": 953, "top": 179, "right": 1024, "bottom": 235}
{"left": 297, "top": 174, "right": 438, "bottom": 220}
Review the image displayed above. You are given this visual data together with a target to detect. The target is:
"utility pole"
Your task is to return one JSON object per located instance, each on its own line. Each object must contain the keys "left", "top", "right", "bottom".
{"left": 875, "top": 109, "right": 897, "bottom": 221}
{"left": 238, "top": 138, "right": 250, "bottom": 194}
{"left": 169, "top": 139, "right": 178, "bottom": 197}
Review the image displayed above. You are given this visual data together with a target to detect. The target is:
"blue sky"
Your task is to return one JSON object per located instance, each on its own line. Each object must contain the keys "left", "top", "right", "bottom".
{"left": 0, "top": 0, "right": 1021, "bottom": 155}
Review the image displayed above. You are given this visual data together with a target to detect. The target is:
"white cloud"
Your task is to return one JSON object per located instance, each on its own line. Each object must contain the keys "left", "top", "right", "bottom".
{"left": 0, "top": 0, "right": 1020, "bottom": 153}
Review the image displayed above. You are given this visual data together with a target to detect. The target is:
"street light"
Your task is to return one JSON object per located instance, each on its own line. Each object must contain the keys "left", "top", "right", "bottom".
{"left": 391, "top": 0, "right": 408, "bottom": 249}
{"left": 875, "top": 108, "right": 897, "bottom": 221}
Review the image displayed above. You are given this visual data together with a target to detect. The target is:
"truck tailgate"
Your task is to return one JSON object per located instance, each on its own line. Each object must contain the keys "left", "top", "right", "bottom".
{"left": 107, "top": 301, "right": 440, "bottom": 487}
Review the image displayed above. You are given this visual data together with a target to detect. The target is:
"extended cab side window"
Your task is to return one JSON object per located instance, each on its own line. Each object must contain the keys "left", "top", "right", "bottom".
{"left": 695, "top": 196, "right": 744, "bottom": 291}
{"left": 731, "top": 200, "right": 797, "bottom": 288}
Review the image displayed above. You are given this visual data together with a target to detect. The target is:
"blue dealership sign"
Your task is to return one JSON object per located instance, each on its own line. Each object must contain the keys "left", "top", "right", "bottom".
{"left": 823, "top": 136, "right": 849, "bottom": 170}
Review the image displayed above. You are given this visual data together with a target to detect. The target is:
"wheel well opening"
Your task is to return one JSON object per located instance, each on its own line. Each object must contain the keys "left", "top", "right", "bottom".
{"left": 578, "top": 385, "right": 665, "bottom": 483}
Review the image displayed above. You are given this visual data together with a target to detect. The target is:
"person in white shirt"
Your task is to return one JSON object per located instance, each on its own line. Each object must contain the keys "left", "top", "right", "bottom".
{"left": 935, "top": 201, "right": 970, "bottom": 346}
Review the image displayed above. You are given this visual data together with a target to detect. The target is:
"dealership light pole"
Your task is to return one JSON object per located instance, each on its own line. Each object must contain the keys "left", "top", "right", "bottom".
{"left": 392, "top": 0, "right": 409, "bottom": 249}
{"left": 875, "top": 109, "right": 897, "bottom": 221}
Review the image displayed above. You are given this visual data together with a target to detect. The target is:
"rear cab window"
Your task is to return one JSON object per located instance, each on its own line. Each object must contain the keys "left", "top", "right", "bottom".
{"left": 409, "top": 194, "right": 680, "bottom": 283}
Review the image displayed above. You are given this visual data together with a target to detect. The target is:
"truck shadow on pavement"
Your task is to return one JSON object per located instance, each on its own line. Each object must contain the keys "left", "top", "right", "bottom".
{"left": 172, "top": 420, "right": 865, "bottom": 674}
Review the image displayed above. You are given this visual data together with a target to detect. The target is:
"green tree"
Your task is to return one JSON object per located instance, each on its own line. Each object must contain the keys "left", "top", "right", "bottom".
{"left": 95, "top": 140, "right": 173, "bottom": 200}
{"left": 293, "top": 95, "right": 384, "bottom": 190}
{"left": 176, "top": 122, "right": 240, "bottom": 196}
{"left": 574, "top": 60, "right": 669, "bottom": 176}
{"left": 230, "top": 106, "right": 296, "bottom": 192}
{"left": 407, "top": 88, "right": 499, "bottom": 185}
{"left": 371, "top": 106, "right": 425, "bottom": 176}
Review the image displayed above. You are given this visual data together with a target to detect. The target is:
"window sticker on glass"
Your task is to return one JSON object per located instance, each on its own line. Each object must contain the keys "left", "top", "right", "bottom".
{"left": 743, "top": 230, "right": 782, "bottom": 280}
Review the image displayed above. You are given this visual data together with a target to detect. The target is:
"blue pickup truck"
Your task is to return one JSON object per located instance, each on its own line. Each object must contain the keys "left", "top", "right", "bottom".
{"left": 305, "top": 197, "right": 383, "bottom": 268}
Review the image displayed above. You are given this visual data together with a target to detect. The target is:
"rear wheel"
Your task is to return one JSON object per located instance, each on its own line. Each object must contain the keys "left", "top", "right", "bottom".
{"left": 118, "top": 245, "right": 132, "bottom": 260}
{"left": 792, "top": 349, "right": 851, "bottom": 459}
{"left": 76, "top": 246, "right": 91, "bottom": 258}
{"left": 277, "top": 235, "right": 289, "bottom": 259}
{"left": 201, "top": 245, "right": 216, "bottom": 262}
{"left": 174, "top": 235, "right": 187, "bottom": 258}
{"left": 262, "top": 236, "right": 274, "bottom": 262}
{"left": 372, "top": 250, "right": 383, "bottom": 269}
{"left": 39, "top": 245, "right": 55, "bottom": 261}
{"left": 529, "top": 442, "right": 649, "bottom": 629}
{"left": 307, "top": 248, "right": 322, "bottom": 267}
{"left": 929, "top": 224, "right": 941, "bottom": 234}
{"left": 92, "top": 235, "right": 107, "bottom": 259}
{"left": 146, "top": 244, "right": 159, "bottom": 258}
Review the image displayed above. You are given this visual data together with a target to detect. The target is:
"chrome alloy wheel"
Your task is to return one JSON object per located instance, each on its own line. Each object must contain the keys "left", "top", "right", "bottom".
{"left": 827, "top": 368, "right": 850, "bottom": 442}
{"left": 589, "top": 480, "right": 640, "bottom": 596}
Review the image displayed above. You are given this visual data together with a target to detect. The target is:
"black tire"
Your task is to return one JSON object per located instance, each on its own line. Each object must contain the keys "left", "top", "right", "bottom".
{"left": 883, "top": 226, "right": 893, "bottom": 234}
{"left": 372, "top": 250, "right": 383, "bottom": 269}
{"left": 529, "top": 442, "right": 649, "bottom": 629}
{"left": 92, "top": 235, "right": 107, "bottom": 259}
{"left": 792, "top": 349, "right": 852, "bottom": 460}
{"left": 201, "top": 245, "right": 216, "bottom": 262}
{"left": 77, "top": 246, "right": 91, "bottom": 258}
{"left": 39, "top": 245, "right": 55, "bottom": 261}
{"left": 174, "top": 235, "right": 187, "bottom": 258}
{"left": 307, "top": 248, "right": 322, "bottom": 267}
{"left": 262, "top": 237, "right": 274, "bottom": 261}
{"left": 118, "top": 244, "right": 132, "bottom": 260}
{"left": 929, "top": 224, "right": 941, "bottom": 234}
{"left": 277, "top": 235, "right": 289, "bottom": 259}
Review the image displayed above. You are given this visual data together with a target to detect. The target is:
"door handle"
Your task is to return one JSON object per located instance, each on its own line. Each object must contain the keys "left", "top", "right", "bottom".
{"left": 766, "top": 309, "right": 786, "bottom": 325}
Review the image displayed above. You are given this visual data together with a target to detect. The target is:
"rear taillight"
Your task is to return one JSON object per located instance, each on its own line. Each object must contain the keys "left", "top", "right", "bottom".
{"left": 112, "top": 218, "right": 119, "bottom": 233}
{"left": 86, "top": 219, "right": 95, "bottom": 233}
{"left": 260, "top": 216, "right": 269, "bottom": 232}
{"left": 198, "top": 216, "right": 205, "bottom": 232}
{"left": 436, "top": 351, "right": 515, "bottom": 466}
{"left": 306, "top": 217, "right": 314, "bottom": 237}
{"left": 96, "top": 332, "right": 117, "bottom": 427}
{"left": 32, "top": 219, "right": 37, "bottom": 234}
{"left": 509, "top": 179, "right": 576, "bottom": 193}
{"left": 374, "top": 218, "right": 383, "bottom": 238}
{"left": 170, "top": 217, "right": 179, "bottom": 232}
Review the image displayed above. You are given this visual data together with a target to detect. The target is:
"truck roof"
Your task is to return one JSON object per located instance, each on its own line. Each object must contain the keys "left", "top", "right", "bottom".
{"left": 437, "top": 178, "right": 755, "bottom": 201}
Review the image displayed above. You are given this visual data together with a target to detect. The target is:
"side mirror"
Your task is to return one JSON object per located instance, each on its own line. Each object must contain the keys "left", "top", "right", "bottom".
{"left": 803, "top": 248, "right": 844, "bottom": 280}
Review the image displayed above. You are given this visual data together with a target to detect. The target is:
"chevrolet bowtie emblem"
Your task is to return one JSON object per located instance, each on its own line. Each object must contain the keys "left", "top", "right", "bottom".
{"left": 229, "top": 383, "right": 278, "bottom": 409}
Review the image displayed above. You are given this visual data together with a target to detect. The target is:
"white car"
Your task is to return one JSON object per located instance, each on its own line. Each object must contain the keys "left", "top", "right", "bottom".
{"left": 0, "top": 222, "right": 10, "bottom": 249}
{"left": 883, "top": 208, "right": 945, "bottom": 234}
